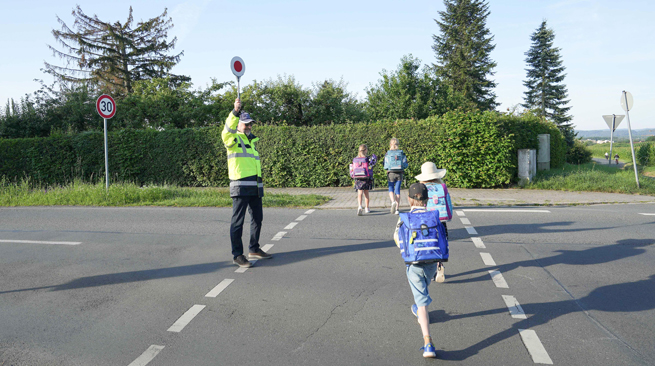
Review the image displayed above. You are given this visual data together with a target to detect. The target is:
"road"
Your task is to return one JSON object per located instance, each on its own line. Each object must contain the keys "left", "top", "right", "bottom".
{"left": 0, "top": 204, "right": 654, "bottom": 365}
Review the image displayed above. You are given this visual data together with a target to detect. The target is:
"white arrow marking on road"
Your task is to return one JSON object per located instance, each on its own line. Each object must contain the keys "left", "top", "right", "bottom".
{"left": 128, "top": 345, "right": 164, "bottom": 366}
{"left": 456, "top": 210, "right": 465, "bottom": 217}
{"left": 168, "top": 305, "right": 206, "bottom": 332}
{"left": 480, "top": 252, "right": 496, "bottom": 266}
{"left": 284, "top": 222, "right": 298, "bottom": 230}
{"left": 0, "top": 239, "right": 81, "bottom": 245}
{"left": 463, "top": 209, "right": 550, "bottom": 213}
{"left": 502, "top": 295, "right": 527, "bottom": 319}
{"left": 465, "top": 226, "right": 478, "bottom": 235}
{"left": 471, "top": 237, "right": 486, "bottom": 249}
{"left": 296, "top": 215, "right": 308, "bottom": 221}
{"left": 272, "top": 232, "right": 286, "bottom": 241}
{"left": 206, "top": 279, "right": 234, "bottom": 298}
{"left": 488, "top": 270, "right": 509, "bottom": 288}
{"left": 460, "top": 217, "right": 471, "bottom": 225}
{"left": 519, "top": 329, "right": 553, "bottom": 364}
{"left": 304, "top": 209, "right": 316, "bottom": 214}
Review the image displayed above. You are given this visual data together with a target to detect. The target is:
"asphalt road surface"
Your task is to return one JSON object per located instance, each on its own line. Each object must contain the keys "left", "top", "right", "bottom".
{"left": 1, "top": 204, "right": 654, "bottom": 365}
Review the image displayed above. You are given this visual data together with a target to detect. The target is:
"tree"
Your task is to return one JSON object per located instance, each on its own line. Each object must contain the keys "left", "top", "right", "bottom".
{"left": 44, "top": 5, "right": 186, "bottom": 96}
{"left": 432, "top": 0, "right": 497, "bottom": 110}
{"left": 306, "top": 79, "right": 365, "bottom": 125}
{"left": 522, "top": 20, "right": 574, "bottom": 146}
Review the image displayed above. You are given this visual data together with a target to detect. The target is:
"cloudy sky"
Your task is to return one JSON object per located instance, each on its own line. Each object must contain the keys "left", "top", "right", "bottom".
{"left": 1, "top": 0, "right": 654, "bottom": 131}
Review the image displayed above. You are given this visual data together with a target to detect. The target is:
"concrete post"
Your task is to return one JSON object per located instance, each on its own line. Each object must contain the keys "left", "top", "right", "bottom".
{"left": 518, "top": 149, "right": 537, "bottom": 186}
{"left": 537, "top": 134, "right": 550, "bottom": 171}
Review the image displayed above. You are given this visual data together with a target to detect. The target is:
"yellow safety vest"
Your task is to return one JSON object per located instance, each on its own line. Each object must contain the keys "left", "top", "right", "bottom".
{"left": 221, "top": 111, "right": 263, "bottom": 197}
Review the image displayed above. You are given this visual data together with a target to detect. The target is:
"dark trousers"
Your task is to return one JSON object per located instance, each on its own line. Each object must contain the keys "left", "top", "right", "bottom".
{"left": 230, "top": 196, "right": 263, "bottom": 259}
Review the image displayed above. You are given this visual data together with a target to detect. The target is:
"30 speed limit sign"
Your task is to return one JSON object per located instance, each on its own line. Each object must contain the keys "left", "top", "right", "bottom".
{"left": 96, "top": 94, "right": 116, "bottom": 119}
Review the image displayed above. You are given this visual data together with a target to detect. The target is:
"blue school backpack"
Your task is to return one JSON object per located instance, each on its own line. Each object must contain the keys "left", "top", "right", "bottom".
{"left": 384, "top": 150, "right": 408, "bottom": 171}
{"left": 426, "top": 183, "right": 453, "bottom": 221}
{"left": 397, "top": 209, "right": 449, "bottom": 264}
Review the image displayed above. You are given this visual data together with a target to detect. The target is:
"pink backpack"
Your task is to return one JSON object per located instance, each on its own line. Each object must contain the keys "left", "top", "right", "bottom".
{"left": 350, "top": 157, "right": 372, "bottom": 178}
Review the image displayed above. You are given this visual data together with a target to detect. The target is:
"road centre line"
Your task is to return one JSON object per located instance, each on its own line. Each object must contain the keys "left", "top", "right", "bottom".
{"left": 480, "top": 252, "right": 496, "bottom": 266}
{"left": 639, "top": 213, "right": 655, "bottom": 216}
{"left": 205, "top": 279, "right": 234, "bottom": 298}
{"left": 463, "top": 209, "right": 551, "bottom": 213}
{"left": 167, "top": 305, "right": 206, "bottom": 333}
{"left": 460, "top": 217, "right": 471, "bottom": 225}
{"left": 295, "top": 215, "right": 308, "bottom": 221}
{"left": 0, "top": 239, "right": 81, "bottom": 245}
{"left": 304, "top": 209, "right": 316, "bottom": 214}
{"left": 456, "top": 210, "right": 465, "bottom": 217}
{"left": 502, "top": 295, "right": 527, "bottom": 319}
{"left": 261, "top": 244, "right": 274, "bottom": 252}
{"left": 471, "top": 237, "right": 486, "bottom": 249}
{"left": 284, "top": 222, "right": 298, "bottom": 230}
{"left": 128, "top": 345, "right": 165, "bottom": 366}
{"left": 519, "top": 329, "right": 553, "bottom": 364}
{"left": 465, "top": 226, "right": 478, "bottom": 235}
{"left": 235, "top": 244, "right": 274, "bottom": 273}
{"left": 488, "top": 270, "right": 509, "bottom": 288}
{"left": 271, "top": 232, "right": 286, "bottom": 241}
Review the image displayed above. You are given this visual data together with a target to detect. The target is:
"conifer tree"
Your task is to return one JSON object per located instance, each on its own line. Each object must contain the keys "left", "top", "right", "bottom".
{"left": 522, "top": 20, "right": 574, "bottom": 146}
{"left": 44, "top": 6, "right": 186, "bottom": 96}
{"left": 432, "top": 0, "right": 497, "bottom": 110}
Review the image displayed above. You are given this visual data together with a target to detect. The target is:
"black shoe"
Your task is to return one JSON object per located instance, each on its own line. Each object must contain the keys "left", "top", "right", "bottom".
{"left": 248, "top": 249, "right": 272, "bottom": 260}
{"left": 233, "top": 255, "right": 252, "bottom": 268}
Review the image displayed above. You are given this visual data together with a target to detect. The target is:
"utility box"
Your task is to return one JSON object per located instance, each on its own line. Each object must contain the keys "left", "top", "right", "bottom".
{"left": 518, "top": 149, "right": 537, "bottom": 186}
{"left": 537, "top": 134, "right": 550, "bottom": 171}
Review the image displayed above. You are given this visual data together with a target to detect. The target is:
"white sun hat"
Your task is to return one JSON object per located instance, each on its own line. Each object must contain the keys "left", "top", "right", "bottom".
{"left": 414, "top": 162, "right": 447, "bottom": 181}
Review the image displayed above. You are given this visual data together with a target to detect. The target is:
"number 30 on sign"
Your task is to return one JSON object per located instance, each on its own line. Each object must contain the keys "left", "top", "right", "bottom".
{"left": 96, "top": 94, "right": 116, "bottom": 119}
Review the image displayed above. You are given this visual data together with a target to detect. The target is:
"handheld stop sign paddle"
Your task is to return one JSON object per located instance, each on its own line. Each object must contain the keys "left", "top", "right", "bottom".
{"left": 230, "top": 56, "right": 245, "bottom": 100}
{"left": 96, "top": 94, "right": 116, "bottom": 190}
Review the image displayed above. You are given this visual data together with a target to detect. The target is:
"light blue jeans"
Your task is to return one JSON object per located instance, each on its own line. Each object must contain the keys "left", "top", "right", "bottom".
{"left": 406, "top": 262, "right": 439, "bottom": 307}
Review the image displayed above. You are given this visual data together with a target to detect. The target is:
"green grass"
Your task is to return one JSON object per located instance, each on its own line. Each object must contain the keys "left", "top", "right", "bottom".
{"left": 586, "top": 142, "right": 640, "bottom": 163}
{"left": 0, "top": 179, "right": 330, "bottom": 207}
{"left": 525, "top": 162, "right": 655, "bottom": 195}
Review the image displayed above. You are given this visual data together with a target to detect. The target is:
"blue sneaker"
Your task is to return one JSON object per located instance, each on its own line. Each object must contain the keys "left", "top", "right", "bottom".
{"left": 421, "top": 343, "right": 437, "bottom": 358}
{"left": 411, "top": 304, "right": 418, "bottom": 319}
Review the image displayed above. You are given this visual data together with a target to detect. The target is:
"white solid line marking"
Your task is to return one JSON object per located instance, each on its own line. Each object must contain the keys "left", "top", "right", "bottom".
{"left": 519, "top": 329, "right": 553, "bottom": 364}
{"left": 205, "top": 279, "right": 234, "bottom": 298}
{"left": 296, "top": 215, "right": 308, "bottom": 221}
{"left": 284, "top": 222, "right": 298, "bottom": 230}
{"left": 502, "top": 295, "right": 527, "bottom": 319}
{"left": 639, "top": 213, "right": 655, "bottom": 216}
{"left": 261, "top": 244, "right": 274, "bottom": 252}
{"left": 0, "top": 239, "right": 81, "bottom": 245}
{"left": 168, "top": 305, "right": 206, "bottom": 332}
{"left": 488, "top": 270, "right": 509, "bottom": 288}
{"left": 463, "top": 209, "right": 550, "bottom": 213}
{"left": 480, "top": 252, "right": 496, "bottom": 266}
{"left": 471, "top": 237, "right": 486, "bottom": 249}
{"left": 465, "top": 226, "right": 478, "bottom": 235}
{"left": 271, "top": 231, "right": 286, "bottom": 241}
{"left": 456, "top": 210, "right": 465, "bottom": 217}
{"left": 305, "top": 209, "right": 316, "bottom": 214}
{"left": 460, "top": 218, "right": 471, "bottom": 225}
{"left": 128, "top": 345, "right": 165, "bottom": 366}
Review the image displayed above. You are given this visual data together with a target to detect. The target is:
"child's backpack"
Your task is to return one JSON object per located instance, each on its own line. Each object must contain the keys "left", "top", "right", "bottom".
{"left": 426, "top": 183, "right": 453, "bottom": 221}
{"left": 384, "top": 150, "right": 408, "bottom": 171}
{"left": 350, "top": 157, "right": 373, "bottom": 179}
{"left": 397, "top": 209, "right": 449, "bottom": 264}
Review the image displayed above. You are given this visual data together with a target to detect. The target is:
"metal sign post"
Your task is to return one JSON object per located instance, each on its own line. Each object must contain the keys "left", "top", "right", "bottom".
{"left": 620, "top": 91, "right": 639, "bottom": 188}
{"left": 602, "top": 114, "right": 624, "bottom": 164}
{"left": 230, "top": 56, "right": 245, "bottom": 101}
{"left": 96, "top": 95, "right": 116, "bottom": 191}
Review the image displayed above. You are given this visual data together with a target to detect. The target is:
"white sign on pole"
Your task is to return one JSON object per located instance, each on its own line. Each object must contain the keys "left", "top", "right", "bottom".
{"left": 602, "top": 115, "right": 624, "bottom": 131}
{"left": 230, "top": 56, "right": 245, "bottom": 77}
{"left": 620, "top": 91, "right": 633, "bottom": 112}
{"left": 96, "top": 94, "right": 116, "bottom": 119}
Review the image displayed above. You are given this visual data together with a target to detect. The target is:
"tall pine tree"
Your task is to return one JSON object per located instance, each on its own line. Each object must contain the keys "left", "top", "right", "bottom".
{"left": 44, "top": 6, "right": 187, "bottom": 96}
{"left": 432, "top": 0, "right": 497, "bottom": 110}
{"left": 522, "top": 20, "right": 574, "bottom": 146}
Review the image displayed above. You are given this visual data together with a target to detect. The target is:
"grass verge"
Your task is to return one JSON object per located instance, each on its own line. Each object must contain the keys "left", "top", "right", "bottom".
{"left": 0, "top": 179, "right": 330, "bottom": 208}
{"left": 525, "top": 162, "right": 655, "bottom": 195}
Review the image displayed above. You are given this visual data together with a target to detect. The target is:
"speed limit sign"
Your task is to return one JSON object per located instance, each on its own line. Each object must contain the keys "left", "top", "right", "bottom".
{"left": 96, "top": 94, "right": 116, "bottom": 119}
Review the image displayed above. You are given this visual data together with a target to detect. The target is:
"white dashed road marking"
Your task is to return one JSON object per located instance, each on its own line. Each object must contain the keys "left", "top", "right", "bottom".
{"left": 488, "top": 270, "right": 509, "bottom": 288}
{"left": 205, "top": 279, "right": 234, "bottom": 298}
{"left": 304, "top": 209, "right": 316, "bottom": 214}
{"left": 271, "top": 231, "right": 286, "bottom": 241}
{"left": 284, "top": 222, "right": 298, "bottom": 230}
{"left": 0, "top": 239, "right": 81, "bottom": 245}
{"left": 480, "top": 252, "right": 496, "bottom": 266}
{"left": 639, "top": 213, "right": 655, "bottom": 216}
{"left": 463, "top": 209, "right": 550, "bottom": 213}
{"left": 168, "top": 305, "right": 206, "bottom": 332}
{"left": 456, "top": 210, "right": 465, "bottom": 217}
{"left": 519, "top": 329, "right": 553, "bottom": 364}
{"left": 295, "top": 215, "right": 308, "bottom": 221}
{"left": 465, "top": 226, "right": 478, "bottom": 235}
{"left": 460, "top": 217, "right": 471, "bottom": 225}
{"left": 502, "top": 295, "right": 527, "bottom": 319}
{"left": 471, "top": 237, "right": 486, "bottom": 249}
{"left": 261, "top": 244, "right": 274, "bottom": 252}
{"left": 128, "top": 345, "right": 165, "bottom": 366}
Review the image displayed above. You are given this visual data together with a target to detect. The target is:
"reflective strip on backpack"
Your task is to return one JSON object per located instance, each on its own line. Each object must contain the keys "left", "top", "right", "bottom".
{"left": 415, "top": 247, "right": 439, "bottom": 251}
{"left": 413, "top": 239, "right": 439, "bottom": 243}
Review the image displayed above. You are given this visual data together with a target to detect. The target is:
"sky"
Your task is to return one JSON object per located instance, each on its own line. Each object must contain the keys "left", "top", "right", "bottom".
{"left": 1, "top": 0, "right": 654, "bottom": 132}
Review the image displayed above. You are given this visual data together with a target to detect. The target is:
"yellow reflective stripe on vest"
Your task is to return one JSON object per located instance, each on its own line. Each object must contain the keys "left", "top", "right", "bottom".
{"left": 227, "top": 153, "right": 261, "bottom": 160}
{"left": 224, "top": 122, "right": 237, "bottom": 134}
{"left": 230, "top": 181, "right": 258, "bottom": 187}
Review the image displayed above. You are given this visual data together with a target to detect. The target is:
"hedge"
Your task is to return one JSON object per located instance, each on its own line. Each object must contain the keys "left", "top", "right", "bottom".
{"left": 0, "top": 110, "right": 564, "bottom": 188}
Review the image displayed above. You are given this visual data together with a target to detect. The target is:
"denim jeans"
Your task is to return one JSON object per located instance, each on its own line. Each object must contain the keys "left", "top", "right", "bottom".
{"left": 230, "top": 196, "right": 263, "bottom": 259}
